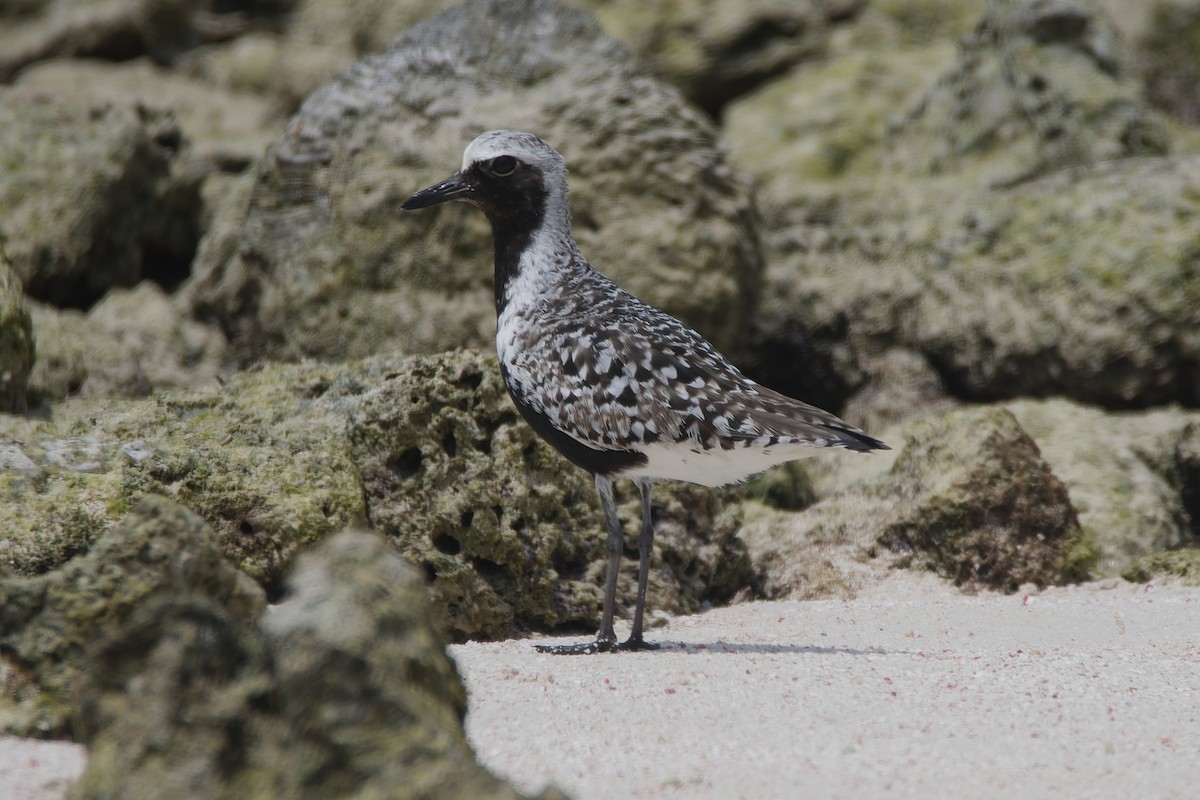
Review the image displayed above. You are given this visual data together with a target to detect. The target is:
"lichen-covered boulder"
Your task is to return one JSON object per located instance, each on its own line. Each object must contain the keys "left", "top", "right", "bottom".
{"left": 1006, "top": 400, "right": 1200, "bottom": 576}
{"left": 345, "top": 350, "right": 751, "bottom": 641}
{"left": 26, "top": 283, "right": 229, "bottom": 402}
{"left": 1, "top": 350, "right": 749, "bottom": 641}
{"left": 70, "top": 527, "right": 561, "bottom": 800}
{"left": 726, "top": 0, "right": 1194, "bottom": 412}
{"left": 578, "top": 0, "right": 837, "bottom": 116}
{"left": 0, "top": 254, "right": 34, "bottom": 413}
{"left": 0, "top": 495, "right": 265, "bottom": 738}
{"left": 185, "top": 0, "right": 762, "bottom": 365}
{"left": 742, "top": 407, "right": 1092, "bottom": 598}
{"left": 884, "top": 0, "right": 1169, "bottom": 183}
{"left": 0, "top": 360, "right": 367, "bottom": 587}
{"left": 0, "top": 90, "right": 203, "bottom": 309}
{"left": 0, "top": 0, "right": 294, "bottom": 81}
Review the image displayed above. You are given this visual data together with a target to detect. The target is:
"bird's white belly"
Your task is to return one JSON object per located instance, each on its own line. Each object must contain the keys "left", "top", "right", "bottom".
{"left": 621, "top": 439, "right": 821, "bottom": 487}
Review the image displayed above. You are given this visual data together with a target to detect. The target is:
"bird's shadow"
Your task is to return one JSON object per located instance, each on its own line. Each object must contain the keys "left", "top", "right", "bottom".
{"left": 651, "top": 640, "right": 892, "bottom": 656}
{"left": 528, "top": 638, "right": 894, "bottom": 656}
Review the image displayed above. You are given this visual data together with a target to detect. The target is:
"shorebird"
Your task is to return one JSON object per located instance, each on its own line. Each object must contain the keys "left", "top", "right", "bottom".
{"left": 402, "top": 130, "right": 887, "bottom": 654}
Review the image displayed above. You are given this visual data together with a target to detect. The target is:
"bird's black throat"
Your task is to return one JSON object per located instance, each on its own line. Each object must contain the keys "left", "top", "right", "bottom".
{"left": 467, "top": 164, "right": 550, "bottom": 314}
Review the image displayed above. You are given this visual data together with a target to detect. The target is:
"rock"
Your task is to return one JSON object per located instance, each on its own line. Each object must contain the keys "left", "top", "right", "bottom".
{"left": 1006, "top": 400, "right": 1200, "bottom": 576}
{"left": 0, "top": 495, "right": 265, "bottom": 738}
{"left": 70, "top": 528, "right": 559, "bottom": 800}
{"left": 0, "top": 0, "right": 293, "bottom": 82}
{"left": 1122, "top": 548, "right": 1200, "bottom": 585}
{"left": 883, "top": 407, "right": 1091, "bottom": 588}
{"left": 0, "top": 359, "right": 367, "bottom": 588}
{"left": 739, "top": 151, "right": 1200, "bottom": 415}
{"left": 742, "top": 407, "right": 1092, "bottom": 598}
{"left": 26, "top": 283, "right": 229, "bottom": 402}
{"left": 726, "top": 0, "right": 1193, "bottom": 412}
{"left": 16, "top": 57, "right": 277, "bottom": 174}
{"left": 579, "top": 0, "right": 836, "bottom": 117}
{"left": 0, "top": 254, "right": 34, "bottom": 413}
{"left": 345, "top": 350, "right": 750, "bottom": 641}
{"left": 185, "top": 0, "right": 762, "bottom": 366}
{"left": 1135, "top": 0, "right": 1200, "bottom": 124}
{"left": 885, "top": 0, "right": 1170, "bottom": 184}
{"left": 723, "top": 0, "right": 982, "bottom": 198}
{"left": 1, "top": 349, "right": 749, "bottom": 640}
{"left": 0, "top": 90, "right": 203, "bottom": 309}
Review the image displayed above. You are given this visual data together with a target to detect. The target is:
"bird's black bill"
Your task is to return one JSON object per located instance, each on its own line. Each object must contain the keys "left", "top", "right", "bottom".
{"left": 400, "top": 172, "right": 472, "bottom": 210}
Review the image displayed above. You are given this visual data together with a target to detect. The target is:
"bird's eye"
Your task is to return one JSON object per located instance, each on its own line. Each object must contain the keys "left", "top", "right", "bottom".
{"left": 489, "top": 155, "right": 518, "bottom": 176}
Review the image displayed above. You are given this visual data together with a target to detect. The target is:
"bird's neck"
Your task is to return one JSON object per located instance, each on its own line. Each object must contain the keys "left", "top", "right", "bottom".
{"left": 491, "top": 202, "right": 577, "bottom": 316}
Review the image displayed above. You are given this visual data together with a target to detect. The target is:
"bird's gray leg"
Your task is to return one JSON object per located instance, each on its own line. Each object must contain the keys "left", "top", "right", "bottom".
{"left": 535, "top": 474, "right": 622, "bottom": 655}
{"left": 620, "top": 478, "right": 660, "bottom": 651}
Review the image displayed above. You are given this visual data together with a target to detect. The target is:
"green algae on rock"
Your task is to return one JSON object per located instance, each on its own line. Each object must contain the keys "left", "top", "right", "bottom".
{"left": 345, "top": 350, "right": 750, "bottom": 642}
{"left": 70, "top": 526, "right": 562, "bottom": 800}
{"left": 1006, "top": 400, "right": 1200, "bottom": 577}
{"left": 0, "top": 360, "right": 367, "bottom": 586}
{"left": 1, "top": 349, "right": 748, "bottom": 642}
{"left": 1122, "top": 548, "right": 1200, "bottom": 586}
{"left": 742, "top": 407, "right": 1092, "bottom": 599}
{"left": 0, "top": 495, "right": 265, "bottom": 738}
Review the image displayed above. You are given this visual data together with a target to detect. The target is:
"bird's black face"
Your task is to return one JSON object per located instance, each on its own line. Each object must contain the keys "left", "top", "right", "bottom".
{"left": 401, "top": 154, "right": 548, "bottom": 232}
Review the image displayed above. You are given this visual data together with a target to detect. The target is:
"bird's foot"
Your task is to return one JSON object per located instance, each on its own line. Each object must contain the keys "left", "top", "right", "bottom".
{"left": 618, "top": 634, "right": 660, "bottom": 652}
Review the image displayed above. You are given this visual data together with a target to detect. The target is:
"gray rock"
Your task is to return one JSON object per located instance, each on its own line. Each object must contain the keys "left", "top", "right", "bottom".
{"left": 1134, "top": 0, "right": 1200, "bottom": 124}
{"left": 752, "top": 156, "right": 1200, "bottom": 410}
{"left": 69, "top": 523, "right": 560, "bottom": 799}
{"left": 0, "top": 90, "right": 203, "bottom": 309}
{"left": 16, "top": 58, "right": 277, "bottom": 173}
{"left": 185, "top": 0, "right": 762, "bottom": 365}
{"left": 885, "top": 0, "right": 1169, "bottom": 184}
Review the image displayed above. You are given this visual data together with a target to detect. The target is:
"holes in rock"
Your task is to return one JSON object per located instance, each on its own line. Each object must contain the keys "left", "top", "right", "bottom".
{"left": 441, "top": 431, "right": 457, "bottom": 458}
{"left": 433, "top": 533, "right": 461, "bottom": 556}
{"left": 475, "top": 437, "right": 492, "bottom": 455}
{"left": 238, "top": 519, "right": 256, "bottom": 536}
{"left": 388, "top": 447, "right": 422, "bottom": 479}
{"left": 454, "top": 371, "right": 483, "bottom": 391}
{"left": 471, "top": 556, "right": 504, "bottom": 582}
{"left": 460, "top": 510, "right": 475, "bottom": 529}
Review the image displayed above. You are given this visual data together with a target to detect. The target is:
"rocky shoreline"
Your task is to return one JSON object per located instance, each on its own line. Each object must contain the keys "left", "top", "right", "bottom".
{"left": 2, "top": 1, "right": 1199, "bottom": 797}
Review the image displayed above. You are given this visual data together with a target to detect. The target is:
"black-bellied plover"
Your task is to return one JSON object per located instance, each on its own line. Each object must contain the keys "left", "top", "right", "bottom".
{"left": 402, "top": 130, "right": 888, "bottom": 654}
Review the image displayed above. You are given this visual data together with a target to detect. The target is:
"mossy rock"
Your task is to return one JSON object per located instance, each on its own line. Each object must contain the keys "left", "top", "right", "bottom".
{"left": 1121, "top": 548, "right": 1200, "bottom": 585}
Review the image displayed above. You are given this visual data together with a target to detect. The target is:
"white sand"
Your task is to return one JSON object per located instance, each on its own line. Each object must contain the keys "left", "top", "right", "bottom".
{"left": 5, "top": 575, "right": 1197, "bottom": 799}
{"left": 450, "top": 575, "right": 1200, "bottom": 800}
{"left": 0, "top": 735, "right": 85, "bottom": 800}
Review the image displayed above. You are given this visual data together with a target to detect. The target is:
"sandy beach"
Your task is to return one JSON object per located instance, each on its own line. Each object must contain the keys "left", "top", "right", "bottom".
{"left": 450, "top": 574, "right": 1199, "bottom": 800}
{"left": 4, "top": 574, "right": 1197, "bottom": 799}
